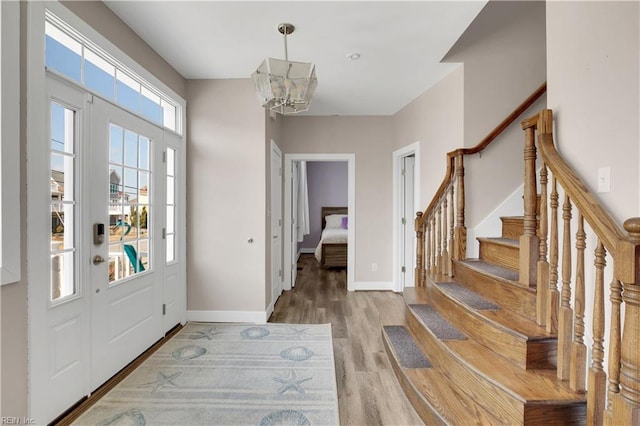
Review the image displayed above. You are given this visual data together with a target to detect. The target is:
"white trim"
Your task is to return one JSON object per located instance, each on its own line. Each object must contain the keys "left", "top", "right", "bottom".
{"left": 392, "top": 142, "right": 421, "bottom": 292}
{"left": 187, "top": 310, "right": 268, "bottom": 324}
{"left": 284, "top": 154, "right": 356, "bottom": 291}
{"left": 299, "top": 248, "right": 316, "bottom": 254}
{"left": 352, "top": 281, "right": 395, "bottom": 291}
{"left": 1, "top": 0, "right": 21, "bottom": 285}
{"left": 270, "top": 140, "right": 283, "bottom": 312}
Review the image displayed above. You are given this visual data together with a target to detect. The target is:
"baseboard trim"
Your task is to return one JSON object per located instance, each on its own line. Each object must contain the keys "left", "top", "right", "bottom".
{"left": 299, "top": 248, "right": 315, "bottom": 254}
{"left": 187, "top": 310, "right": 268, "bottom": 324}
{"left": 352, "top": 281, "right": 395, "bottom": 291}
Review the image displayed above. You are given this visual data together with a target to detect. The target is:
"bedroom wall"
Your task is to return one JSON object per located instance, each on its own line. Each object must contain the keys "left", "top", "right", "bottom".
{"left": 282, "top": 116, "right": 394, "bottom": 285}
{"left": 299, "top": 161, "right": 349, "bottom": 250}
{"left": 186, "top": 79, "right": 268, "bottom": 319}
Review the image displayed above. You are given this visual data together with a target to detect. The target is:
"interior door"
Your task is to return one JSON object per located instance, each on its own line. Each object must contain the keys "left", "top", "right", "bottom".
{"left": 271, "top": 142, "right": 283, "bottom": 304}
{"left": 401, "top": 155, "right": 416, "bottom": 287}
{"left": 290, "top": 161, "right": 299, "bottom": 288}
{"left": 89, "top": 97, "right": 164, "bottom": 389}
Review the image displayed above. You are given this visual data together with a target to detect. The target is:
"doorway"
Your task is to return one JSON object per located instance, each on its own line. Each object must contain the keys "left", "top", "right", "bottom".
{"left": 284, "top": 154, "right": 356, "bottom": 291}
{"left": 28, "top": 75, "right": 184, "bottom": 423}
{"left": 393, "top": 143, "right": 421, "bottom": 292}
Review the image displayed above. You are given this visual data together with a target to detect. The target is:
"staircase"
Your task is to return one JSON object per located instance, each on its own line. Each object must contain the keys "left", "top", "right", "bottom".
{"left": 382, "top": 88, "right": 640, "bottom": 424}
{"left": 383, "top": 213, "right": 586, "bottom": 424}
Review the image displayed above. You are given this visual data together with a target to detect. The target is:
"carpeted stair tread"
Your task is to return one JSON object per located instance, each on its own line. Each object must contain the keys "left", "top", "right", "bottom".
{"left": 383, "top": 326, "right": 431, "bottom": 368}
{"left": 459, "top": 259, "right": 520, "bottom": 282}
{"left": 435, "top": 282, "right": 500, "bottom": 310}
{"left": 408, "top": 304, "right": 466, "bottom": 340}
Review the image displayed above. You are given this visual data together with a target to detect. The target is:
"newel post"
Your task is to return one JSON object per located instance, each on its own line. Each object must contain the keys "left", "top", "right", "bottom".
{"left": 611, "top": 217, "right": 640, "bottom": 424}
{"left": 453, "top": 152, "right": 466, "bottom": 260}
{"left": 415, "top": 212, "right": 425, "bottom": 288}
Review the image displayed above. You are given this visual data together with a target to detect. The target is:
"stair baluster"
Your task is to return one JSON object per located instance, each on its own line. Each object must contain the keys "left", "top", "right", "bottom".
{"left": 426, "top": 217, "right": 432, "bottom": 278}
{"left": 570, "top": 213, "right": 587, "bottom": 392}
{"left": 558, "top": 193, "right": 574, "bottom": 381}
{"left": 437, "top": 203, "right": 442, "bottom": 275}
{"left": 442, "top": 196, "right": 449, "bottom": 276}
{"left": 537, "top": 165, "right": 549, "bottom": 326}
{"left": 587, "top": 241, "right": 606, "bottom": 424}
{"left": 431, "top": 215, "right": 437, "bottom": 275}
{"left": 606, "top": 276, "right": 622, "bottom": 412}
{"left": 415, "top": 211, "right": 425, "bottom": 288}
{"left": 547, "top": 176, "right": 560, "bottom": 333}
{"left": 448, "top": 184, "right": 455, "bottom": 277}
{"left": 454, "top": 152, "right": 466, "bottom": 260}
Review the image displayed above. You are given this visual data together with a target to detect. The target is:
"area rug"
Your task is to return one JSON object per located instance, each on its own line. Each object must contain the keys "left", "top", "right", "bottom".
{"left": 73, "top": 323, "right": 339, "bottom": 426}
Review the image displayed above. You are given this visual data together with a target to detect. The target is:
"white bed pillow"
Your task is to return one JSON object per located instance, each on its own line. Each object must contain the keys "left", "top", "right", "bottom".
{"left": 325, "top": 214, "right": 347, "bottom": 229}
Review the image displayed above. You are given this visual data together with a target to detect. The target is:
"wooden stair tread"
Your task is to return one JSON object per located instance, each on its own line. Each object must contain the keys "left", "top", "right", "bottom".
{"left": 444, "top": 338, "right": 583, "bottom": 403}
{"left": 421, "top": 284, "right": 555, "bottom": 341}
{"left": 458, "top": 259, "right": 527, "bottom": 289}
{"left": 382, "top": 326, "right": 499, "bottom": 425}
{"left": 407, "top": 303, "right": 583, "bottom": 404}
{"left": 476, "top": 236, "right": 519, "bottom": 247}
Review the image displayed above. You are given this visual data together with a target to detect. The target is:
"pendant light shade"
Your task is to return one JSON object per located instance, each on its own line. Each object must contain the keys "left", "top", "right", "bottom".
{"left": 251, "top": 23, "right": 317, "bottom": 115}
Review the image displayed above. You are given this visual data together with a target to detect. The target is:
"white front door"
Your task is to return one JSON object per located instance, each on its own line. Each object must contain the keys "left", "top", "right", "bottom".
{"left": 271, "top": 142, "right": 283, "bottom": 305}
{"left": 89, "top": 97, "right": 164, "bottom": 388}
{"left": 29, "top": 77, "right": 179, "bottom": 423}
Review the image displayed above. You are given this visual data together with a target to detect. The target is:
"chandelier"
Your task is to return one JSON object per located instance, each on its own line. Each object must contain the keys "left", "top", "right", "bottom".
{"left": 251, "top": 23, "right": 318, "bottom": 115}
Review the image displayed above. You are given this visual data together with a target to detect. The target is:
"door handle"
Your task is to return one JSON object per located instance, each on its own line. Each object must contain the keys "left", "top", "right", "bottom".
{"left": 93, "top": 255, "right": 105, "bottom": 265}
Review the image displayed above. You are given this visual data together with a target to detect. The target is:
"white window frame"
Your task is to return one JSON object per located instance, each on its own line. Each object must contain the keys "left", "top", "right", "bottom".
{"left": 1, "top": 1, "right": 21, "bottom": 285}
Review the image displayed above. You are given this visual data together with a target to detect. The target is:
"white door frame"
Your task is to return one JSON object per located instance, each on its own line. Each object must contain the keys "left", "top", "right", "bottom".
{"left": 284, "top": 154, "right": 355, "bottom": 291}
{"left": 393, "top": 142, "right": 421, "bottom": 292}
{"left": 270, "top": 140, "right": 283, "bottom": 309}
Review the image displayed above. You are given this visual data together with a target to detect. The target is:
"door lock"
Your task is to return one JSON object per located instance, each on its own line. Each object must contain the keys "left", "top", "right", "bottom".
{"left": 93, "top": 255, "right": 105, "bottom": 265}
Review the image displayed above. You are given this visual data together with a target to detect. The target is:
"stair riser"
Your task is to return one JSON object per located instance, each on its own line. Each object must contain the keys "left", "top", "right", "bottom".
{"left": 406, "top": 309, "right": 526, "bottom": 424}
{"left": 479, "top": 240, "right": 519, "bottom": 271}
{"left": 428, "top": 282, "right": 557, "bottom": 370}
{"left": 452, "top": 260, "right": 537, "bottom": 321}
{"left": 501, "top": 218, "right": 525, "bottom": 239}
{"left": 382, "top": 332, "right": 448, "bottom": 426}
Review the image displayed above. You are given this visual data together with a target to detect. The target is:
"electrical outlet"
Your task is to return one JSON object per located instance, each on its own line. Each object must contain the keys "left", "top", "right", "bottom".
{"left": 371, "top": 263, "right": 377, "bottom": 272}
{"left": 597, "top": 167, "right": 611, "bottom": 193}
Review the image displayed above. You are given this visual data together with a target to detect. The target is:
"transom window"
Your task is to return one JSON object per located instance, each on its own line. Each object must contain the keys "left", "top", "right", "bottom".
{"left": 45, "top": 14, "right": 180, "bottom": 134}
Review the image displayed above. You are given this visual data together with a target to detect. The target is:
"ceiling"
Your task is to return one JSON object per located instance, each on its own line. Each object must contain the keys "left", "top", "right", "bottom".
{"left": 103, "top": 1, "right": 488, "bottom": 116}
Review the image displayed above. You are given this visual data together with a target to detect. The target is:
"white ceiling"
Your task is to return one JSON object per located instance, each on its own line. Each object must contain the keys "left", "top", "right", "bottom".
{"left": 103, "top": 1, "right": 487, "bottom": 116}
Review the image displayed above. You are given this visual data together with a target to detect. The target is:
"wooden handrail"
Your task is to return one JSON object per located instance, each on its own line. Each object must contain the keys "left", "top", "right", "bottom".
{"left": 416, "top": 82, "right": 547, "bottom": 228}
{"left": 536, "top": 132, "right": 625, "bottom": 257}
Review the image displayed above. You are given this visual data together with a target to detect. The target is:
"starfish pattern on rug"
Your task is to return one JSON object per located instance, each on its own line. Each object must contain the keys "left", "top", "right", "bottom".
{"left": 138, "top": 371, "right": 182, "bottom": 393}
{"left": 273, "top": 369, "right": 313, "bottom": 394}
{"left": 192, "top": 327, "right": 221, "bottom": 340}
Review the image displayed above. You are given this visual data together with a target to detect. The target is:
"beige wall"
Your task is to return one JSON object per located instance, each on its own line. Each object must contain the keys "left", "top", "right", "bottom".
{"left": 61, "top": 1, "right": 186, "bottom": 99}
{"left": 282, "top": 116, "right": 394, "bottom": 283}
{"left": 393, "top": 65, "right": 464, "bottom": 209}
{"left": 441, "top": 0, "right": 547, "bottom": 230}
{"left": 546, "top": 1, "right": 639, "bottom": 222}
{"left": 186, "top": 79, "right": 268, "bottom": 313}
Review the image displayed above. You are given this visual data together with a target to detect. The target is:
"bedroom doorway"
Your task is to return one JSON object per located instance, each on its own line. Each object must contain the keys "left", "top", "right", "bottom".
{"left": 284, "top": 154, "right": 355, "bottom": 292}
{"left": 393, "top": 143, "right": 420, "bottom": 292}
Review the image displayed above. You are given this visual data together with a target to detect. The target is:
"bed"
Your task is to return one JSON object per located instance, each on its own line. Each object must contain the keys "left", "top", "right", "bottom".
{"left": 314, "top": 207, "right": 348, "bottom": 268}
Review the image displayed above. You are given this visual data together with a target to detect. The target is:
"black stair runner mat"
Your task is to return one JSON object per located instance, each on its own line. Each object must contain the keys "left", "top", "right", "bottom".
{"left": 409, "top": 304, "right": 466, "bottom": 341}
{"left": 384, "top": 326, "right": 432, "bottom": 368}
{"left": 436, "top": 282, "right": 500, "bottom": 310}
{"left": 462, "top": 259, "right": 519, "bottom": 282}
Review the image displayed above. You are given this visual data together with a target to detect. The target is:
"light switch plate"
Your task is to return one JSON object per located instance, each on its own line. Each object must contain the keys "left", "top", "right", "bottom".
{"left": 597, "top": 167, "right": 611, "bottom": 193}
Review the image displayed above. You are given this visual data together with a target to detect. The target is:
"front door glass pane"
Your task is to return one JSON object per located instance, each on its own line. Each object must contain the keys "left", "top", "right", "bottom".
{"left": 50, "top": 102, "right": 77, "bottom": 301}
{"left": 108, "top": 124, "right": 152, "bottom": 284}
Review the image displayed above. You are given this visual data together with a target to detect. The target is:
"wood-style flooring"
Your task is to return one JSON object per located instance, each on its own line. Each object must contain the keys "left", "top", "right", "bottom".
{"left": 269, "top": 254, "right": 424, "bottom": 426}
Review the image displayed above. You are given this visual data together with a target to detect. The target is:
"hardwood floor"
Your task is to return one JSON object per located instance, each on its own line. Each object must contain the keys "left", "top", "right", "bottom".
{"left": 269, "top": 254, "right": 424, "bottom": 426}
